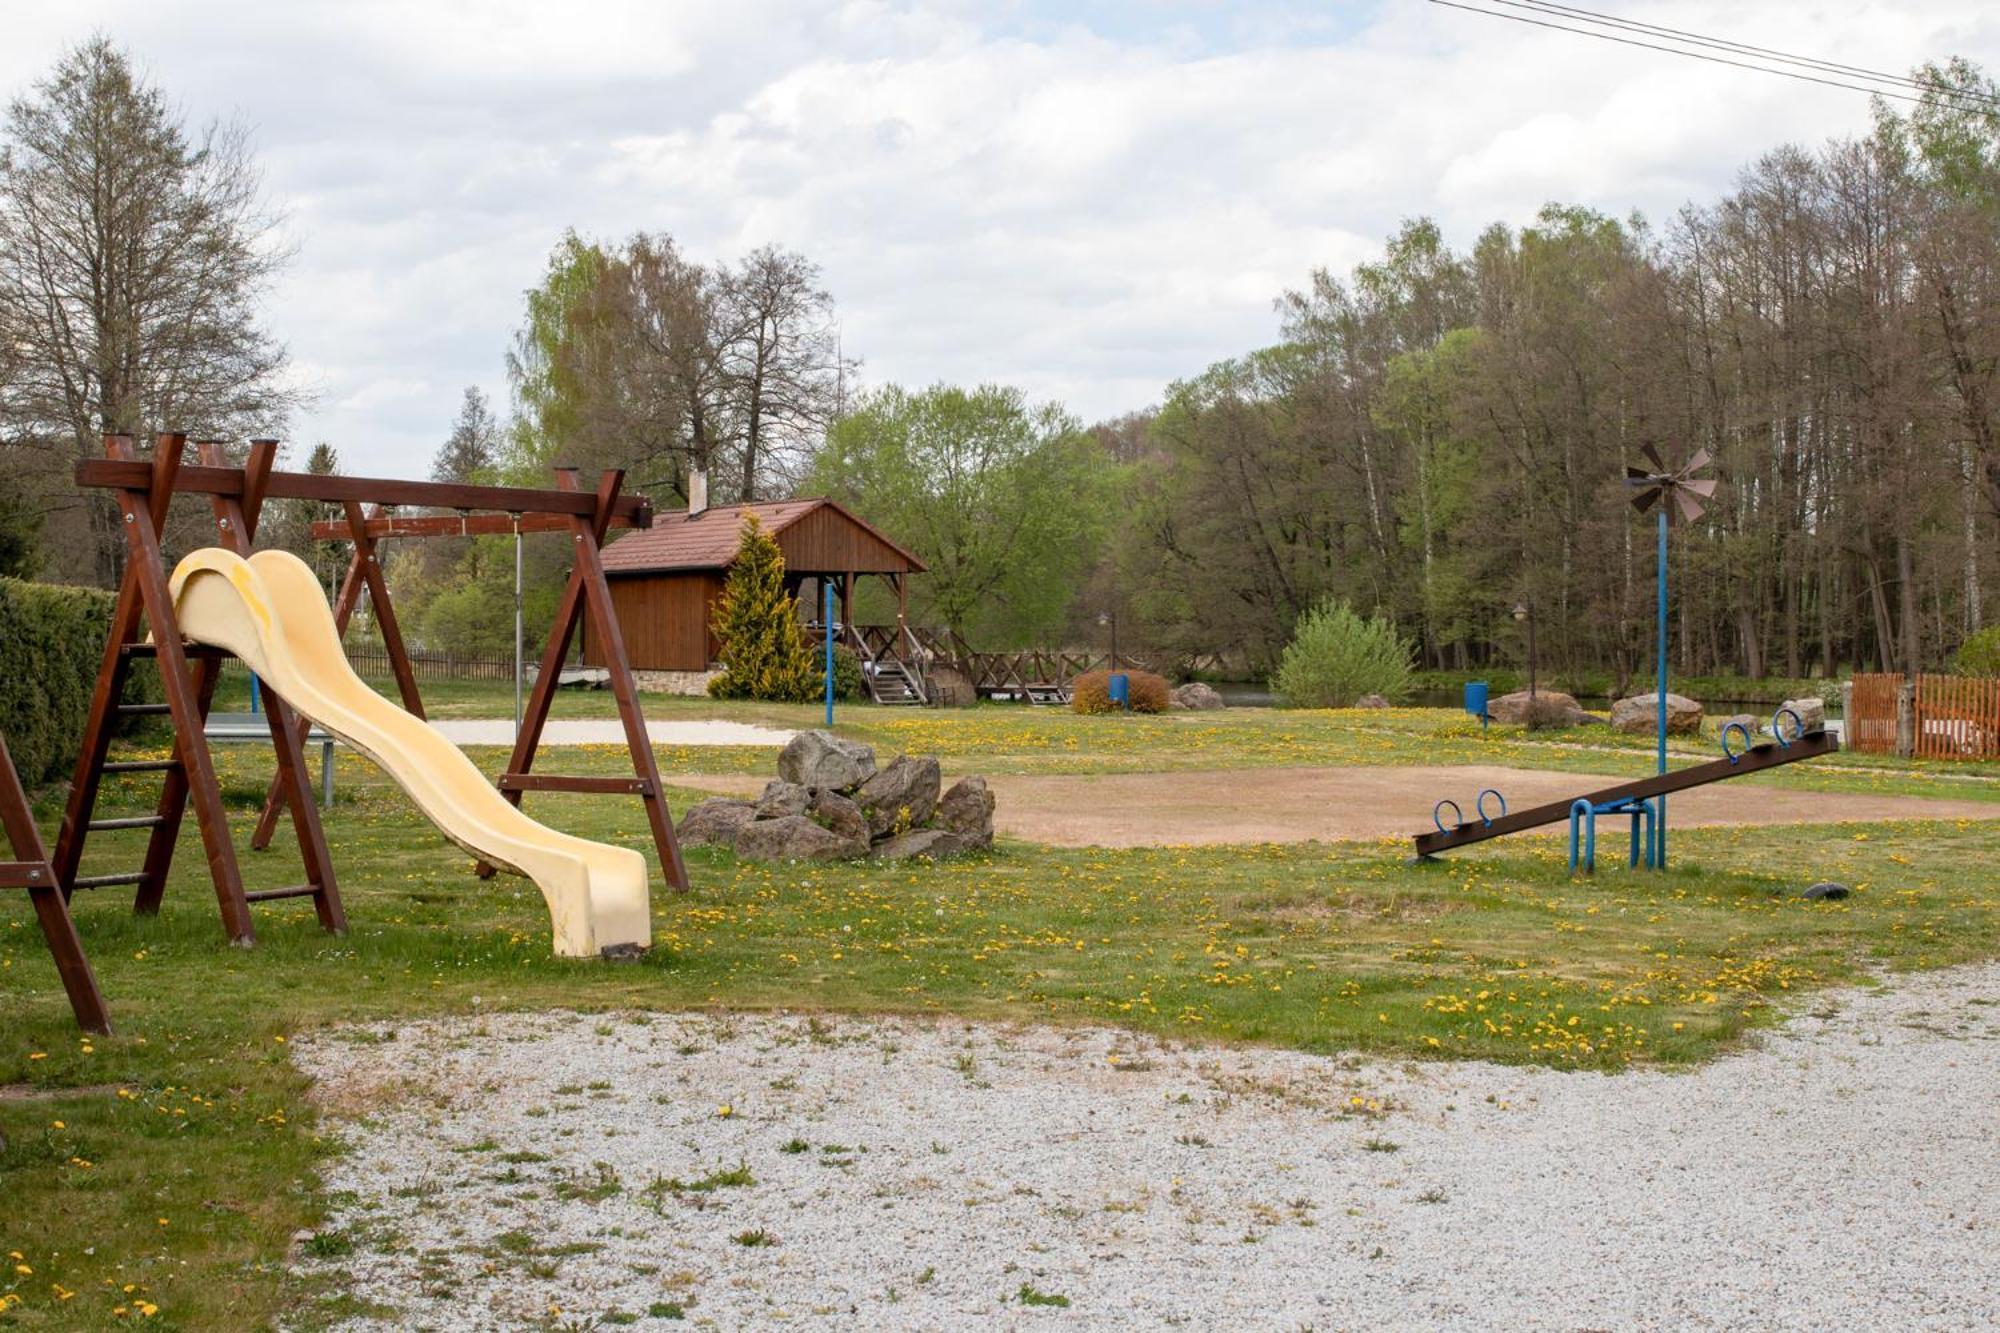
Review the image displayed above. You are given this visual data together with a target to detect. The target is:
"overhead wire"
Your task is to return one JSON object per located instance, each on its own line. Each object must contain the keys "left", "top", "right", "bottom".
{"left": 1492, "top": 0, "right": 2000, "bottom": 106}
{"left": 1425, "top": 0, "right": 1998, "bottom": 111}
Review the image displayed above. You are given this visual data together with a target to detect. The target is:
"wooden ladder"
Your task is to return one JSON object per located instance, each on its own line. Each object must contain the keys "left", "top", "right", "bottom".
{"left": 53, "top": 436, "right": 346, "bottom": 946}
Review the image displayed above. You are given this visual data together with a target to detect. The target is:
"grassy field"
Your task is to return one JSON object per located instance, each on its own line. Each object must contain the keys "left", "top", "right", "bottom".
{"left": 3, "top": 706, "right": 1999, "bottom": 1327}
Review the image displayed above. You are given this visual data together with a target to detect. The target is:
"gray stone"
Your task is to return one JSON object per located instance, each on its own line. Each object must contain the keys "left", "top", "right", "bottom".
{"left": 1801, "top": 881, "right": 1851, "bottom": 901}
{"left": 777, "top": 730, "right": 877, "bottom": 792}
{"left": 755, "top": 779, "right": 811, "bottom": 819}
{"left": 871, "top": 828, "right": 970, "bottom": 861}
{"left": 1488, "top": 689, "right": 1582, "bottom": 725}
{"left": 1717, "top": 713, "right": 1762, "bottom": 740}
{"left": 1170, "top": 682, "right": 1226, "bottom": 711}
{"left": 1611, "top": 691, "right": 1704, "bottom": 736}
{"left": 1778, "top": 696, "right": 1828, "bottom": 735}
{"left": 927, "top": 665, "right": 978, "bottom": 708}
{"left": 936, "top": 775, "right": 996, "bottom": 848}
{"left": 854, "top": 755, "right": 942, "bottom": 838}
{"left": 810, "top": 787, "right": 870, "bottom": 845}
{"left": 1355, "top": 693, "right": 1392, "bottom": 709}
{"left": 677, "top": 798, "right": 756, "bottom": 848}
{"left": 734, "top": 814, "right": 866, "bottom": 862}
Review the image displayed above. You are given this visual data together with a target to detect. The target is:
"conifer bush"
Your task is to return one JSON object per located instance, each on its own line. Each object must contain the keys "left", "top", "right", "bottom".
{"left": 707, "top": 516, "right": 821, "bottom": 702}
{"left": 1272, "top": 600, "right": 1413, "bottom": 708}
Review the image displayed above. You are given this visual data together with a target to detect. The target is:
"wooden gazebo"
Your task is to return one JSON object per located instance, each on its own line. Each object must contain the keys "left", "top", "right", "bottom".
{"left": 585, "top": 496, "right": 927, "bottom": 677}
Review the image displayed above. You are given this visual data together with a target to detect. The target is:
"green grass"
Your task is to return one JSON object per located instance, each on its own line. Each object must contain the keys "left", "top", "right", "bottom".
{"left": 3, "top": 720, "right": 1999, "bottom": 1327}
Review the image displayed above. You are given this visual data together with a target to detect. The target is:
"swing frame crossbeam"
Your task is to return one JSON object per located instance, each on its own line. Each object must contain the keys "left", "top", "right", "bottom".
{"left": 25, "top": 434, "right": 685, "bottom": 1031}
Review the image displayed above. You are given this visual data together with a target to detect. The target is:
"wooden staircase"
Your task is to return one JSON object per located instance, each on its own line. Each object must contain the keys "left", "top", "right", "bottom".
{"left": 867, "top": 660, "right": 927, "bottom": 706}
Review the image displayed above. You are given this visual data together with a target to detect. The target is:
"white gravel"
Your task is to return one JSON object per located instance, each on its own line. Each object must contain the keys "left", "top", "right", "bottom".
{"left": 429, "top": 719, "right": 795, "bottom": 748}
{"left": 292, "top": 965, "right": 1999, "bottom": 1331}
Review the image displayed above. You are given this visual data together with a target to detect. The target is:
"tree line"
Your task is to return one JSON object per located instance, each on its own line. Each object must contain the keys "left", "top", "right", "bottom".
{"left": 7, "top": 37, "right": 2000, "bottom": 683}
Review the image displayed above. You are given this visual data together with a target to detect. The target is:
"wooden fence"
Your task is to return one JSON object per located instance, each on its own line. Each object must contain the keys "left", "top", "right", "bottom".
{"left": 346, "top": 649, "right": 516, "bottom": 683}
{"left": 1848, "top": 673, "right": 2000, "bottom": 760}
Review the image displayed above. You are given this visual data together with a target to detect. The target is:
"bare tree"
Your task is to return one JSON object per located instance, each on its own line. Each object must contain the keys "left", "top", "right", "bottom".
{"left": 720, "top": 245, "right": 847, "bottom": 499}
{"left": 0, "top": 37, "right": 296, "bottom": 585}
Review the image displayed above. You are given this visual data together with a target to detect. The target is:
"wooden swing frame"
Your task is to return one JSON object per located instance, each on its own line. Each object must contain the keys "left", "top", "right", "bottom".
{"left": 50, "top": 434, "right": 686, "bottom": 978}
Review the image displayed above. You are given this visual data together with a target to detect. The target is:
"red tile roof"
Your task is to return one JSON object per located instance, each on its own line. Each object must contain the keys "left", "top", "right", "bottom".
{"left": 599, "top": 497, "right": 925, "bottom": 574}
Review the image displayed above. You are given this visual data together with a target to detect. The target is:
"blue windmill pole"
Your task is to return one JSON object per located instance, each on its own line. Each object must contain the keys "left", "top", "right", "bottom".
{"left": 1626, "top": 444, "right": 1716, "bottom": 871}
{"left": 1655, "top": 506, "right": 1668, "bottom": 869}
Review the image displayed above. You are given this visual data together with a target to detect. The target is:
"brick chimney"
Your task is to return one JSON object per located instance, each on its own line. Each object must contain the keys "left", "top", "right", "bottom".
{"left": 687, "top": 468, "right": 708, "bottom": 518}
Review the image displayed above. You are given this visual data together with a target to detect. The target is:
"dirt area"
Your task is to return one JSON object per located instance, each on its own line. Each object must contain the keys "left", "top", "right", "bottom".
{"left": 679, "top": 764, "right": 2000, "bottom": 848}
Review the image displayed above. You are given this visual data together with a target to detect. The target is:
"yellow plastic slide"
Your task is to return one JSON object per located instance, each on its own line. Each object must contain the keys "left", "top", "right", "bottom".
{"left": 168, "top": 548, "right": 650, "bottom": 958}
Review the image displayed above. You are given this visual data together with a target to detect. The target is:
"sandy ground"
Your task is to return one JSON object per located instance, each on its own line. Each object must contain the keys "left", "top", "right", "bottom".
{"left": 291, "top": 963, "right": 1999, "bottom": 1331}
{"left": 680, "top": 763, "right": 2000, "bottom": 847}
{"left": 432, "top": 718, "right": 796, "bottom": 748}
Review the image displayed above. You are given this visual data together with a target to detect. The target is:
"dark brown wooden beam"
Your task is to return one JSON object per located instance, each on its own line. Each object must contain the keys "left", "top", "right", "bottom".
{"left": 305, "top": 511, "right": 646, "bottom": 540}
{"left": 496, "top": 774, "right": 656, "bottom": 795}
{"left": 76, "top": 459, "right": 654, "bottom": 526}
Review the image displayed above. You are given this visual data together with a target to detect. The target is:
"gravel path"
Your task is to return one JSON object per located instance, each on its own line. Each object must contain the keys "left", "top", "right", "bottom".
{"left": 293, "top": 964, "right": 1999, "bottom": 1330}
{"left": 430, "top": 718, "right": 795, "bottom": 747}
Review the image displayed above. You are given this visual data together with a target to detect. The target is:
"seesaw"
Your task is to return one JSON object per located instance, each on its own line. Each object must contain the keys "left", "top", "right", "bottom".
{"left": 1415, "top": 707, "right": 1836, "bottom": 872}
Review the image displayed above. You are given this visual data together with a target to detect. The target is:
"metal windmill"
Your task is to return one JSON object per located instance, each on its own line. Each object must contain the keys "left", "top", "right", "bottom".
{"left": 1625, "top": 444, "right": 1718, "bottom": 869}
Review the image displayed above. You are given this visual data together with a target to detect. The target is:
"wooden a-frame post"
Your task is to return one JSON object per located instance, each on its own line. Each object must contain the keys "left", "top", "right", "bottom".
{"left": 1, "top": 730, "right": 110, "bottom": 1033}
{"left": 252, "top": 499, "right": 423, "bottom": 851}
{"left": 476, "top": 469, "right": 689, "bottom": 892}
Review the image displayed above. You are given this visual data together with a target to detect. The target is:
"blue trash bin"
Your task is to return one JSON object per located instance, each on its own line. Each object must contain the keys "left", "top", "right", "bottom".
{"left": 1465, "top": 680, "right": 1489, "bottom": 724}
{"left": 1108, "top": 672, "right": 1130, "bottom": 708}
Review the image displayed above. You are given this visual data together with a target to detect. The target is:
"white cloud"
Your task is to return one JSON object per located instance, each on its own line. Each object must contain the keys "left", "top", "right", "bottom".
{"left": 3, "top": 1, "right": 1997, "bottom": 476}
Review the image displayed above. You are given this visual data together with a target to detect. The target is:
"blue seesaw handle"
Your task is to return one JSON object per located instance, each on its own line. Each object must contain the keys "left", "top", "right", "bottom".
{"left": 1476, "top": 789, "right": 1507, "bottom": 826}
{"left": 1433, "top": 799, "right": 1463, "bottom": 835}
{"left": 1771, "top": 706, "right": 1804, "bottom": 748}
{"left": 1721, "top": 721, "right": 1753, "bottom": 765}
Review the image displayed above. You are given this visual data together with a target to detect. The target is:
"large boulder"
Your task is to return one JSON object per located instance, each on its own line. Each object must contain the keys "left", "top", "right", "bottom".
{"left": 754, "top": 779, "right": 811, "bottom": 820}
{"left": 1170, "top": 682, "right": 1226, "bottom": 711}
{"left": 678, "top": 798, "right": 756, "bottom": 848}
{"left": 1716, "top": 713, "right": 1762, "bottom": 741}
{"left": 809, "top": 787, "right": 870, "bottom": 845}
{"left": 854, "top": 755, "right": 942, "bottom": 838}
{"left": 734, "top": 814, "right": 866, "bottom": 862}
{"left": 936, "top": 776, "right": 996, "bottom": 848}
{"left": 1778, "top": 696, "right": 1827, "bottom": 734}
{"left": 872, "top": 828, "right": 969, "bottom": 861}
{"left": 927, "top": 665, "right": 978, "bottom": 708}
{"left": 1611, "top": 692, "right": 1704, "bottom": 735}
{"left": 777, "top": 730, "right": 877, "bottom": 792}
{"left": 1488, "top": 689, "right": 1583, "bottom": 726}
{"left": 1354, "top": 693, "right": 1392, "bottom": 709}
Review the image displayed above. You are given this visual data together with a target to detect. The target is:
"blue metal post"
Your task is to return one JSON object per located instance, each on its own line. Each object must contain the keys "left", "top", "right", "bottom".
{"left": 824, "top": 580, "right": 836, "bottom": 727}
{"left": 1655, "top": 508, "right": 1668, "bottom": 870}
{"left": 249, "top": 673, "right": 261, "bottom": 714}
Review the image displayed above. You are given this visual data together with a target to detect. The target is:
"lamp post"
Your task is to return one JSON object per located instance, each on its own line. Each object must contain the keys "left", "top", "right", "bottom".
{"left": 1098, "top": 610, "right": 1118, "bottom": 669}
{"left": 1513, "top": 600, "right": 1537, "bottom": 701}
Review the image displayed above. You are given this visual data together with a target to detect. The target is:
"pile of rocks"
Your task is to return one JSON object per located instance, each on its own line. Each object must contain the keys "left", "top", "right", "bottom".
{"left": 678, "top": 730, "right": 995, "bottom": 863}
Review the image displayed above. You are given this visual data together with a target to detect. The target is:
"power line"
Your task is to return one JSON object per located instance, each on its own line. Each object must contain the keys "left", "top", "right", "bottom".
{"left": 1427, "top": 0, "right": 1999, "bottom": 111}
{"left": 1496, "top": 0, "right": 1993, "bottom": 103}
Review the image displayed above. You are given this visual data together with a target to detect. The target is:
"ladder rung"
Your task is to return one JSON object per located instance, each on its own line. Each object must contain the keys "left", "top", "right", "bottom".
{"left": 72, "top": 872, "right": 147, "bottom": 890}
{"left": 104, "top": 759, "right": 178, "bottom": 774}
{"left": 116, "top": 703, "right": 172, "bottom": 715}
{"left": 88, "top": 816, "right": 165, "bottom": 831}
{"left": 120, "top": 642, "right": 225, "bottom": 659}
{"left": 244, "top": 883, "right": 320, "bottom": 903}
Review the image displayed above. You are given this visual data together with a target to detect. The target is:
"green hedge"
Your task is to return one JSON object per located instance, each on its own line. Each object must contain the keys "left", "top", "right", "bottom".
{"left": 0, "top": 578, "right": 161, "bottom": 790}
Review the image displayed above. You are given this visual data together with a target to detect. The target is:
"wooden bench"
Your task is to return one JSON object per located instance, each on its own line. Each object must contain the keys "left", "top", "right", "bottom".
{"left": 206, "top": 713, "right": 336, "bottom": 810}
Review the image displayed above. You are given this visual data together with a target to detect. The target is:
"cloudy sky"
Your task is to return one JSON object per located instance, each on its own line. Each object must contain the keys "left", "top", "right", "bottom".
{"left": 5, "top": 1, "right": 1997, "bottom": 477}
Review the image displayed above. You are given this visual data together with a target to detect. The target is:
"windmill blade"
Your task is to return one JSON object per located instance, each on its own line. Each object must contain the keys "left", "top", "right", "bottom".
{"left": 1626, "top": 466, "right": 1655, "bottom": 483}
{"left": 1682, "top": 477, "right": 1718, "bottom": 499}
{"left": 1680, "top": 447, "right": 1712, "bottom": 476}
{"left": 1631, "top": 487, "right": 1660, "bottom": 514}
{"left": 1673, "top": 487, "right": 1706, "bottom": 524}
{"left": 1639, "top": 442, "right": 1666, "bottom": 471}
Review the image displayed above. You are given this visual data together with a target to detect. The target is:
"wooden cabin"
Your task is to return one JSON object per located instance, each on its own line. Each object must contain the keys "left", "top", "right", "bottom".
{"left": 583, "top": 496, "right": 927, "bottom": 672}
